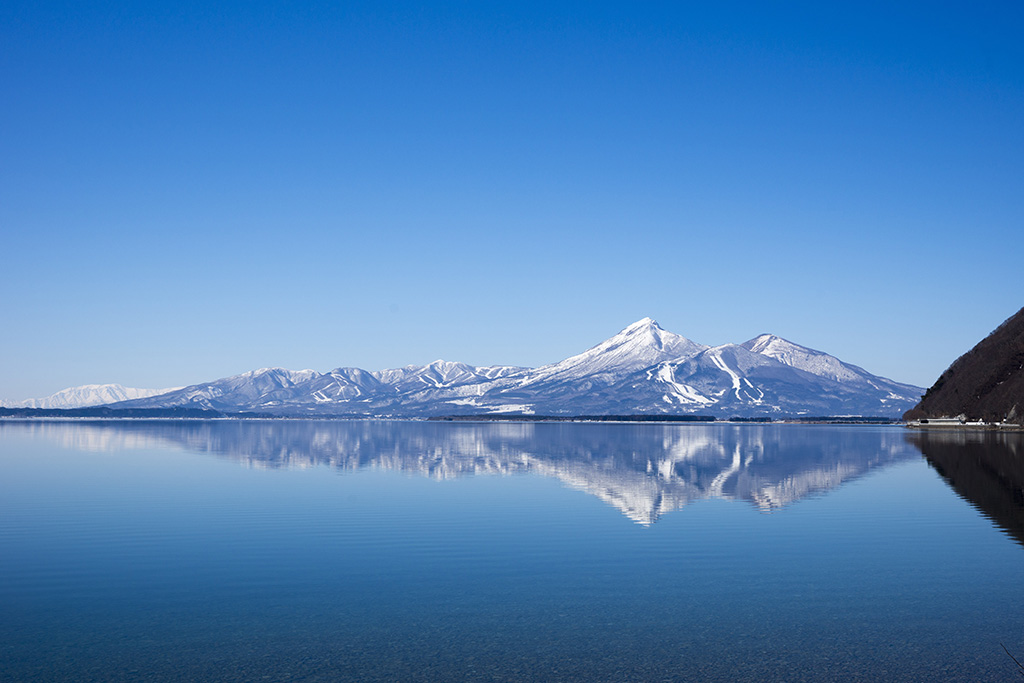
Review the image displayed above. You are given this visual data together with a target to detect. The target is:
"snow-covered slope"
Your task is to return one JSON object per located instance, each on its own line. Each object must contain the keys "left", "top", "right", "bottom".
{"left": 111, "top": 368, "right": 333, "bottom": 412}
{"left": 468, "top": 318, "right": 707, "bottom": 413}
{"left": 0, "top": 384, "right": 179, "bottom": 409}
{"left": 629, "top": 340, "right": 924, "bottom": 417}
{"left": 743, "top": 334, "right": 863, "bottom": 381}
{"left": 375, "top": 360, "right": 525, "bottom": 392}
{"left": 742, "top": 334, "right": 923, "bottom": 410}
{"left": 649, "top": 344, "right": 844, "bottom": 415}
{"left": 521, "top": 317, "right": 706, "bottom": 386}
{"left": 57, "top": 317, "right": 924, "bottom": 418}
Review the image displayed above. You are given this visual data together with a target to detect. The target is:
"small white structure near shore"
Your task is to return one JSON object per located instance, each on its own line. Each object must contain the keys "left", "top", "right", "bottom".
{"left": 906, "top": 415, "right": 1022, "bottom": 430}
{"left": 914, "top": 417, "right": 969, "bottom": 426}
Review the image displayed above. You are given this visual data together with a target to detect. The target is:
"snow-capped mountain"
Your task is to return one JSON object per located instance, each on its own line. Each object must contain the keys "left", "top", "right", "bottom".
{"left": 455, "top": 317, "right": 710, "bottom": 415}
{"left": 643, "top": 344, "right": 873, "bottom": 416}
{"left": 519, "top": 317, "right": 706, "bottom": 386}
{"left": 23, "top": 318, "right": 924, "bottom": 417}
{"left": 374, "top": 360, "right": 525, "bottom": 394}
{"left": 106, "top": 367, "right": 393, "bottom": 413}
{"left": 0, "top": 383, "right": 180, "bottom": 409}
{"left": 743, "top": 334, "right": 864, "bottom": 381}
{"left": 740, "top": 334, "right": 922, "bottom": 413}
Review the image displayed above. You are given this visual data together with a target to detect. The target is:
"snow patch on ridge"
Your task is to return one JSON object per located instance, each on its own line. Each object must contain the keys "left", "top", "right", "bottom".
{"left": 648, "top": 363, "right": 715, "bottom": 405}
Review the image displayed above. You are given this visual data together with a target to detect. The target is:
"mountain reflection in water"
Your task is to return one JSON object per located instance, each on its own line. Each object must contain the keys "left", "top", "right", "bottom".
{"left": 11, "top": 420, "right": 920, "bottom": 524}
{"left": 910, "top": 429, "right": 1024, "bottom": 547}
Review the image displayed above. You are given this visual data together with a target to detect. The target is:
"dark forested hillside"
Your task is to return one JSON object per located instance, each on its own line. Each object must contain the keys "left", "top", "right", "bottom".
{"left": 905, "top": 307, "right": 1024, "bottom": 423}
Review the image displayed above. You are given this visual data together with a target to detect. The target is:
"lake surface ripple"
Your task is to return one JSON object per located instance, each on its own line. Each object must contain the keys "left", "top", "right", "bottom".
{"left": 1, "top": 420, "right": 1022, "bottom": 681}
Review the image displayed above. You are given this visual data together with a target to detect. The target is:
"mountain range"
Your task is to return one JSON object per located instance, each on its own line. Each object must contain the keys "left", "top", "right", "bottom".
{"left": 4, "top": 318, "right": 924, "bottom": 418}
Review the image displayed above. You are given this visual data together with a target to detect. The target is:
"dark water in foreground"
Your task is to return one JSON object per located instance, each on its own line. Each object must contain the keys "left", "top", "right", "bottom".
{"left": 1, "top": 420, "right": 1023, "bottom": 682}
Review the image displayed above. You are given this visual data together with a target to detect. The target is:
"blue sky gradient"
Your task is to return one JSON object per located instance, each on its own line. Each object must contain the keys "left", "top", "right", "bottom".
{"left": 3, "top": 1, "right": 1023, "bottom": 398}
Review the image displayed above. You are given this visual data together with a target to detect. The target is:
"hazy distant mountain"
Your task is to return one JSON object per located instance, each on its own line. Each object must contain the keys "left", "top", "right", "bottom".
{"left": 0, "top": 383, "right": 179, "bottom": 409}
{"left": 100, "top": 318, "right": 922, "bottom": 418}
{"left": 905, "top": 306, "right": 1024, "bottom": 423}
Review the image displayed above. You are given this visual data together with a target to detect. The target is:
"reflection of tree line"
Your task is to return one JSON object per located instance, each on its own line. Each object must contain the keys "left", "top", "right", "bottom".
{"left": 909, "top": 430, "right": 1024, "bottom": 547}
{"left": 6, "top": 420, "right": 922, "bottom": 524}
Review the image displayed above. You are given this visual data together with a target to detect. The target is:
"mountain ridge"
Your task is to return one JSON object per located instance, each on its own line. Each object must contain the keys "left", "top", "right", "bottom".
{"left": 8, "top": 319, "right": 924, "bottom": 418}
{"left": 0, "top": 383, "right": 181, "bottom": 409}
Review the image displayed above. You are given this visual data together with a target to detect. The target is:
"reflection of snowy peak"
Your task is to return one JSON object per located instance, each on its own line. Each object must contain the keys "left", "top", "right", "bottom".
{"left": 24, "top": 317, "right": 924, "bottom": 417}
{"left": 13, "top": 421, "right": 919, "bottom": 524}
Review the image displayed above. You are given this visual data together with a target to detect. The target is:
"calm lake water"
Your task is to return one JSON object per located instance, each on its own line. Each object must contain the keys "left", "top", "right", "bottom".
{"left": 1, "top": 420, "right": 1022, "bottom": 682}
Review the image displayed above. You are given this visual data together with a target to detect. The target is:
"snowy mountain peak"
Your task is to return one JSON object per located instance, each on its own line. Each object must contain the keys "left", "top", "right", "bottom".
{"left": 741, "top": 335, "right": 864, "bottom": 383}
{"left": 609, "top": 318, "right": 702, "bottom": 355}
{"left": 620, "top": 318, "right": 680, "bottom": 345}
{"left": 426, "top": 359, "right": 465, "bottom": 369}
{"left": 240, "top": 367, "right": 320, "bottom": 384}
{"left": 623, "top": 317, "right": 659, "bottom": 331}
{"left": 744, "top": 334, "right": 784, "bottom": 353}
{"left": 520, "top": 319, "right": 708, "bottom": 387}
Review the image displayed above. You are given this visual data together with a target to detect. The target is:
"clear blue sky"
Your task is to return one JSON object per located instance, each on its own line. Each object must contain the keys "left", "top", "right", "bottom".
{"left": 2, "top": 1, "right": 1022, "bottom": 399}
